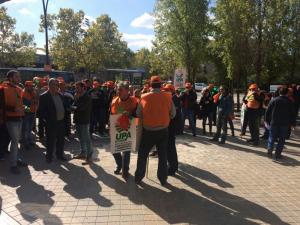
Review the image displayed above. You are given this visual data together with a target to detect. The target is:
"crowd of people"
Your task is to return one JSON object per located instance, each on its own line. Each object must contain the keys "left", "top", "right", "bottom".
{"left": 0, "top": 70, "right": 299, "bottom": 186}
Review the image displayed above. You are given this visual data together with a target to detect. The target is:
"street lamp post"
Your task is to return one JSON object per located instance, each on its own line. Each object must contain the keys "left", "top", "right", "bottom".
{"left": 42, "top": 0, "right": 50, "bottom": 66}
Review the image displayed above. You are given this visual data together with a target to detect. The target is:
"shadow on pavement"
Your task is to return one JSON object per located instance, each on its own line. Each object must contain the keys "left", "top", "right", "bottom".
{"left": 0, "top": 164, "right": 62, "bottom": 225}
{"left": 179, "top": 163, "right": 233, "bottom": 188}
{"left": 88, "top": 162, "right": 289, "bottom": 225}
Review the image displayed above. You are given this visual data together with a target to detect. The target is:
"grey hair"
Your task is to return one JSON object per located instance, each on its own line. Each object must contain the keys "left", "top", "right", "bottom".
{"left": 48, "top": 78, "right": 58, "bottom": 86}
{"left": 117, "top": 81, "right": 129, "bottom": 90}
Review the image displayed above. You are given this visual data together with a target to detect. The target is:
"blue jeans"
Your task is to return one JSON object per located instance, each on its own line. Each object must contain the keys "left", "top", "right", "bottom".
{"left": 182, "top": 108, "right": 196, "bottom": 135}
{"left": 6, "top": 120, "right": 22, "bottom": 166}
{"left": 77, "top": 124, "right": 93, "bottom": 157}
{"left": 22, "top": 113, "right": 35, "bottom": 146}
{"left": 268, "top": 125, "right": 288, "bottom": 156}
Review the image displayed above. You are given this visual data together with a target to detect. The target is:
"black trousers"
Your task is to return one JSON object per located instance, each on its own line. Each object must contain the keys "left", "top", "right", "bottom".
{"left": 248, "top": 109, "right": 260, "bottom": 143}
{"left": 113, "top": 151, "right": 130, "bottom": 172}
{"left": 135, "top": 128, "right": 168, "bottom": 183}
{"left": 0, "top": 123, "right": 10, "bottom": 158}
{"left": 167, "top": 126, "right": 178, "bottom": 174}
{"left": 228, "top": 118, "right": 235, "bottom": 136}
{"left": 46, "top": 120, "right": 65, "bottom": 160}
{"left": 38, "top": 117, "right": 46, "bottom": 138}
{"left": 64, "top": 112, "right": 71, "bottom": 136}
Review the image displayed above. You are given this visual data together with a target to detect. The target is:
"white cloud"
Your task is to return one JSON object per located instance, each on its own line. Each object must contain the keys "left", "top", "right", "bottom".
{"left": 18, "top": 7, "right": 34, "bottom": 17}
{"left": 4, "top": 0, "right": 38, "bottom": 5}
{"left": 122, "top": 33, "right": 154, "bottom": 49}
{"left": 130, "top": 13, "right": 154, "bottom": 29}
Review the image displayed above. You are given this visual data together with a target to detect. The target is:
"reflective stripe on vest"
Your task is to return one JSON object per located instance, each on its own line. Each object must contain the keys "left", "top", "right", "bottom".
{"left": 140, "top": 92, "right": 172, "bottom": 128}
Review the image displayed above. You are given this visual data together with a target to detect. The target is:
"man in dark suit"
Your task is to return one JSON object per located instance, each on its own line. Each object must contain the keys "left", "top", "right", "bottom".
{"left": 38, "top": 78, "right": 67, "bottom": 163}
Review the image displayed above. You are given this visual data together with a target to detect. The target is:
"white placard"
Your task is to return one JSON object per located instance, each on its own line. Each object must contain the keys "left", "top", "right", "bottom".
{"left": 110, "top": 114, "right": 137, "bottom": 153}
{"left": 174, "top": 68, "right": 187, "bottom": 89}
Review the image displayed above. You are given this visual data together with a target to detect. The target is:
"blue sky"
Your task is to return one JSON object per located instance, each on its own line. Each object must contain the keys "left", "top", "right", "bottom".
{"left": 3, "top": 0, "right": 215, "bottom": 51}
{"left": 3, "top": 0, "right": 156, "bottom": 51}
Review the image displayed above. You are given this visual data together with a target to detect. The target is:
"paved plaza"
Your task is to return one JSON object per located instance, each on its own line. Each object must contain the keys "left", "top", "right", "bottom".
{"left": 1, "top": 122, "right": 300, "bottom": 225}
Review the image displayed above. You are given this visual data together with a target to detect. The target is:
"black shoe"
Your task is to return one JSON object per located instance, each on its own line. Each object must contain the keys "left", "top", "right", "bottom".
{"left": 246, "top": 139, "right": 254, "bottom": 143}
{"left": 252, "top": 141, "right": 259, "bottom": 146}
{"left": 193, "top": 133, "right": 196, "bottom": 137}
{"left": 210, "top": 138, "right": 218, "bottom": 142}
{"left": 114, "top": 168, "right": 122, "bottom": 175}
{"left": 275, "top": 154, "right": 282, "bottom": 160}
{"left": 134, "top": 177, "right": 142, "bottom": 186}
{"left": 46, "top": 158, "right": 53, "bottom": 163}
{"left": 159, "top": 179, "right": 167, "bottom": 186}
{"left": 219, "top": 140, "right": 226, "bottom": 144}
{"left": 17, "top": 159, "right": 28, "bottom": 167}
{"left": 10, "top": 166, "right": 21, "bottom": 174}
{"left": 57, "top": 156, "right": 68, "bottom": 162}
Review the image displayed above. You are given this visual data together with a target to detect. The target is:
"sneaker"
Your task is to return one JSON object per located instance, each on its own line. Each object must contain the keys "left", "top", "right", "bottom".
{"left": 122, "top": 171, "right": 129, "bottom": 180}
{"left": 10, "top": 166, "right": 21, "bottom": 174}
{"left": 114, "top": 167, "right": 122, "bottom": 175}
{"left": 73, "top": 152, "right": 86, "bottom": 159}
{"left": 267, "top": 149, "right": 273, "bottom": 156}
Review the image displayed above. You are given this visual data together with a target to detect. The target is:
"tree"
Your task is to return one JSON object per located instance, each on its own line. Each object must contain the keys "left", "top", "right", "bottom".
{"left": 154, "top": 0, "right": 209, "bottom": 82}
{"left": 50, "top": 8, "right": 86, "bottom": 71}
{"left": 0, "top": 6, "right": 16, "bottom": 67}
{"left": 132, "top": 48, "right": 151, "bottom": 73}
{"left": 0, "top": 7, "right": 36, "bottom": 67}
{"left": 81, "top": 14, "right": 133, "bottom": 72}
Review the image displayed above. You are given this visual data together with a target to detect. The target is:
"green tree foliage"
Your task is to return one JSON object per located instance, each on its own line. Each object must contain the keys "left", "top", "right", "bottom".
{"left": 132, "top": 48, "right": 151, "bottom": 74}
{"left": 45, "top": 9, "right": 133, "bottom": 73}
{"left": 214, "top": 0, "right": 300, "bottom": 87}
{"left": 153, "top": 0, "right": 209, "bottom": 82}
{"left": 0, "top": 7, "right": 36, "bottom": 67}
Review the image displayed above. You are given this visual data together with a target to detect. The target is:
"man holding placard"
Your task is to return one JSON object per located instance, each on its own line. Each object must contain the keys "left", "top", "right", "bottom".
{"left": 135, "top": 76, "right": 176, "bottom": 186}
{"left": 110, "top": 82, "right": 138, "bottom": 179}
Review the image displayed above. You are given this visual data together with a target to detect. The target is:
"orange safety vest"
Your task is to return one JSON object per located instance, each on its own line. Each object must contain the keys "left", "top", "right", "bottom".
{"left": 111, "top": 96, "right": 138, "bottom": 115}
{"left": 246, "top": 91, "right": 260, "bottom": 109}
{"left": 22, "top": 90, "right": 38, "bottom": 113}
{"left": 3, "top": 82, "right": 24, "bottom": 118}
{"left": 140, "top": 91, "right": 172, "bottom": 128}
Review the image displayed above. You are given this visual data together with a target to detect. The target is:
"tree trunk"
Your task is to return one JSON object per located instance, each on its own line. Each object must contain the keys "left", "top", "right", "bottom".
{"left": 255, "top": 0, "right": 263, "bottom": 86}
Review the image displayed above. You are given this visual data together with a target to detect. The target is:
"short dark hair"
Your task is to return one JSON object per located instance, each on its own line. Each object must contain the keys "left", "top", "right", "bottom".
{"left": 75, "top": 81, "right": 85, "bottom": 88}
{"left": 7, "top": 70, "right": 19, "bottom": 79}
{"left": 151, "top": 83, "right": 161, "bottom": 89}
{"left": 279, "top": 87, "right": 288, "bottom": 96}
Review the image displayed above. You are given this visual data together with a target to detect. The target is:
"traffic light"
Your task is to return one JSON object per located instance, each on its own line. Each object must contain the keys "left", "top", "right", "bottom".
{"left": 0, "top": 0, "right": 10, "bottom": 4}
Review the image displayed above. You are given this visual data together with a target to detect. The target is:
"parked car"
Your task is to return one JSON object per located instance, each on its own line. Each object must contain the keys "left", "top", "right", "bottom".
{"left": 195, "top": 83, "right": 207, "bottom": 92}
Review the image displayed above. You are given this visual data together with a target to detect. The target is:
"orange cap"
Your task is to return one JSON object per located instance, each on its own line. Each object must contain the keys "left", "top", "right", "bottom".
{"left": 185, "top": 82, "right": 192, "bottom": 89}
{"left": 150, "top": 76, "right": 161, "bottom": 84}
{"left": 93, "top": 81, "right": 101, "bottom": 88}
{"left": 164, "top": 84, "right": 175, "bottom": 93}
{"left": 107, "top": 81, "right": 115, "bottom": 88}
{"left": 25, "top": 81, "right": 34, "bottom": 86}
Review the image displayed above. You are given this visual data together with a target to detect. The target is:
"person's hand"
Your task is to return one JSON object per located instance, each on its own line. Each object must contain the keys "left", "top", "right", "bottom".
{"left": 122, "top": 111, "right": 130, "bottom": 117}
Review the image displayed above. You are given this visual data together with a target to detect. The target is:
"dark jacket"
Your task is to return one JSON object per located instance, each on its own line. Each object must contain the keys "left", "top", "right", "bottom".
{"left": 38, "top": 91, "right": 65, "bottom": 125}
{"left": 181, "top": 89, "right": 197, "bottom": 110}
{"left": 265, "top": 95, "right": 296, "bottom": 127}
{"left": 73, "top": 92, "right": 92, "bottom": 124}
{"left": 199, "top": 93, "right": 213, "bottom": 115}
{"left": 88, "top": 88, "right": 107, "bottom": 110}
{"left": 217, "top": 94, "right": 233, "bottom": 117}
